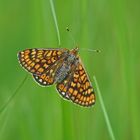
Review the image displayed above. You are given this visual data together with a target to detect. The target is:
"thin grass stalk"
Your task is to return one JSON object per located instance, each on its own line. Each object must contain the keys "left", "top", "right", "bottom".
{"left": 49, "top": 0, "right": 61, "bottom": 46}
{"left": 0, "top": 75, "right": 28, "bottom": 115}
{"left": 93, "top": 76, "right": 116, "bottom": 140}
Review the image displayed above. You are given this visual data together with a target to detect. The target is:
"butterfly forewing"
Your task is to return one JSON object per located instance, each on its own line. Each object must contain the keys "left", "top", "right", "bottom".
{"left": 18, "top": 48, "right": 67, "bottom": 75}
{"left": 57, "top": 59, "right": 95, "bottom": 107}
{"left": 69, "top": 62, "right": 95, "bottom": 106}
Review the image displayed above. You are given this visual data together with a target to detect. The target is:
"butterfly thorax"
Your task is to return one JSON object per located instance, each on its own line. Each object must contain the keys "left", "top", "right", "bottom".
{"left": 54, "top": 53, "right": 78, "bottom": 83}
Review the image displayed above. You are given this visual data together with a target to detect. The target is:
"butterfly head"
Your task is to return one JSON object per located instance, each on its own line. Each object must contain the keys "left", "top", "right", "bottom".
{"left": 70, "top": 47, "right": 79, "bottom": 56}
{"left": 66, "top": 47, "right": 79, "bottom": 64}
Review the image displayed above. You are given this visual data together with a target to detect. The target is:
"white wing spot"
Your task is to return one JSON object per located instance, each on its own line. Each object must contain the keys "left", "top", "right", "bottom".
{"left": 39, "top": 79, "right": 42, "bottom": 82}
{"left": 66, "top": 94, "right": 69, "bottom": 99}
{"left": 62, "top": 92, "right": 65, "bottom": 95}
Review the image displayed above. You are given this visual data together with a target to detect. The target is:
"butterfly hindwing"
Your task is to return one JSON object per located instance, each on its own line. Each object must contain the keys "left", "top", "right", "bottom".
{"left": 18, "top": 48, "right": 67, "bottom": 75}
{"left": 32, "top": 63, "right": 58, "bottom": 86}
{"left": 56, "top": 79, "right": 70, "bottom": 100}
{"left": 33, "top": 73, "right": 54, "bottom": 86}
{"left": 55, "top": 61, "right": 78, "bottom": 101}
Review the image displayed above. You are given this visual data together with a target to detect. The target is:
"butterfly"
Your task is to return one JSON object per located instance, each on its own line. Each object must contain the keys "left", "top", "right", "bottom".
{"left": 17, "top": 47, "right": 95, "bottom": 107}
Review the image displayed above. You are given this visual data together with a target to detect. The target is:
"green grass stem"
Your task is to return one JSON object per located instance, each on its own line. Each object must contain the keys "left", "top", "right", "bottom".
{"left": 0, "top": 75, "right": 28, "bottom": 115}
{"left": 93, "top": 76, "right": 116, "bottom": 140}
{"left": 49, "top": 0, "right": 61, "bottom": 46}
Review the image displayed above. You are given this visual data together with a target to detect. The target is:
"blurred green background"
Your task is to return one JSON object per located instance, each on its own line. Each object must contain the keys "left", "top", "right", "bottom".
{"left": 0, "top": 0, "right": 139, "bottom": 140}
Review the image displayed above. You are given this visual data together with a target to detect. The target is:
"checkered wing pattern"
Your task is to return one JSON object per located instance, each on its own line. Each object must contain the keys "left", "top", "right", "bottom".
{"left": 32, "top": 64, "right": 57, "bottom": 86}
{"left": 18, "top": 48, "right": 66, "bottom": 75}
{"left": 56, "top": 61, "right": 95, "bottom": 107}
{"left": 56, "top": 78, "right": 70, "bottom": 100}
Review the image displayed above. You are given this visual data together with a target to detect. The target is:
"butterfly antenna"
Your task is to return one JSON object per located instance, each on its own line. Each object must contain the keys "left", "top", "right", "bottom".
{"left": 81, "top": 48, "right": 101, "bottom": 53}
{"left": 66, "top": 26, "right": 100, "bottom": 53}
{"left": 66, "top": 26, "right": 77, "bottom": 46}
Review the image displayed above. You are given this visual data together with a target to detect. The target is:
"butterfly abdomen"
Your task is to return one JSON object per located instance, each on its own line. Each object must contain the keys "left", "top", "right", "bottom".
{"left": 54, "top": 54, "right": 77, "bottom": 83}
{"left": 55, "top": 64, "right": 70, "bottom": 83}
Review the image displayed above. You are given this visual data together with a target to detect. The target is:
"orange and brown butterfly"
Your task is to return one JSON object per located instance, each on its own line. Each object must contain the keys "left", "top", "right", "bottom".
{"left": 17, "top": 47, "right": 95, "bottom": 107}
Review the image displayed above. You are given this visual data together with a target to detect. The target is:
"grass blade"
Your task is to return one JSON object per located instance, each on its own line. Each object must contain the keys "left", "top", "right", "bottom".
{"left": 93, "top": 76, "right": 116, "bottom": 140}
{"left": 0, "top": 75, "right": 28, "bottom": 115}
{"left": 49, "top": 0, "right": 61, "bottom": 46}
